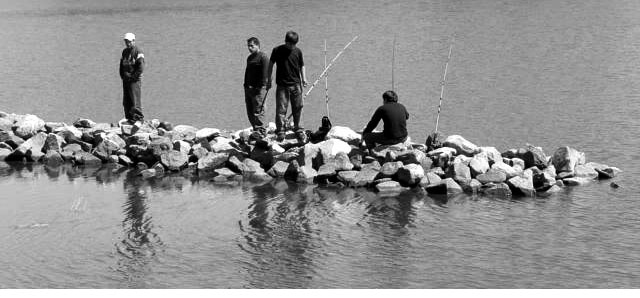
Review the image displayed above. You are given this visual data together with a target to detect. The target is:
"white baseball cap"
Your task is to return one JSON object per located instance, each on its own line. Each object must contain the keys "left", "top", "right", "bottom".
{"left": 123, "top": 33, "right": 135, "bottom": 41}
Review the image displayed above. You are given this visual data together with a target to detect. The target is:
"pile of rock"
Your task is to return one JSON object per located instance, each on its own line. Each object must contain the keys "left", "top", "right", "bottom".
{"left": 0, "top": 111, "right": 621, "bottom": 197}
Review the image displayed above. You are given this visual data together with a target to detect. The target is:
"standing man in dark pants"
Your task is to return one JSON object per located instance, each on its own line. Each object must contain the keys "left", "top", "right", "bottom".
{"left": 362, "top": 90, "right": 410, "bottom": 155}
{"left": 244, "top": 37, "right": 270, "bottom": 140}
{"left": 268, "top": 31, "right": 308, "bottom": 143}
{"left": 119, "top": 32, "right": 145, "bottom": 126}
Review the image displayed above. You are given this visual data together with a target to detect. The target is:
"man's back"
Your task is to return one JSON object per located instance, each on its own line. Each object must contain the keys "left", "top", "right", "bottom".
{"left": 365, "top": 102, "right": 409, "bottom": 142}
{"left": 270, "top": 44, "right": 304, "bottom": 86}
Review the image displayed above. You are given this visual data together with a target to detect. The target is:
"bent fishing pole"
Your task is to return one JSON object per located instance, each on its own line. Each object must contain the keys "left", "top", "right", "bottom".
{"left": 286, "top": 35, "right": 359, "bottom": 122}
{"left": 434, "top": 39, "right": 454, "bottom": 133}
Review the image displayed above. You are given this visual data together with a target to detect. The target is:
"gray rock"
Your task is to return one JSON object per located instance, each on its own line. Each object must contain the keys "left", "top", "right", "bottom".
{"left": 376, "top": 181, "right": 403, "bottom": 192}
{"left": 14, "top": 114, "right": 45, "bottom": 139}
{"left": 361, "top": 160, "right": 381, "bottom": 172}
{"left": 337, "top": 170, "right": 359, "bottom": 185}
{"left": 0, "top": 117, "right": 13, "bottom": 131}
{"left": 267, "top": 160, "right": 290, "bottom": 178}
{"left": 521, "top": 145, "right": 548, "bottom": 169}
{"left": 214, "top": 167, "right": 237, "bottom": 178}
{"left": 419, "top": 172, "right": 442, "bottom": 188}
{"left": 226, "top": 155, "right": 245, "bottom": 174}
{"left": 297, "top": 166, "right": 318, "bottom": 183}
{"left": 118, "top": 155, "right": 133, "bottom": 167}
{"left": 325, "top": 126, "right": 361, "bottom": 144}
{"left": 317, "top": 163, "right": 337, "bottom": 178}
{"left": 469, "top": 153, "right": 490, "bottom": 177}
{"left": 380, "top": 161, "right": 404, "bottom": 178}
{"left": 563, "top": 177, "right": 591, "bottom": 186}
{"left": 574, "top": 164, "right": 598, "bottom": 180}
{"left": 139, "top": 169, "right": 157, "bottom": 179}
{"left": 242, "top": 158, "right": 263, "bottom": 173}
{"left": 172, "top": 125, "right": 198, "bottom": 141}
{"left": 482, "top": 182, "right": 512, "bottom": 197}
{"left": 476, "top": 168, "right": 507, "bottom": 184}
{"left": 552, "top": 146, "right": 585, "bottom": 175}
{"left": 443, "top": 134, "right": 479, "bottom": 156}
{"left": 42, "top": 151, "right": 64, "bottom": 167}
{"left": 491, "top": 162, "right": 521, "bottom": 179}
{"left": 478, "top": 146, "right": 502, "bottom": 164}
{"left": 446, "top": 161, "right": 471, "bottom": 185}
{"left": 192, "top": 146, "right": 209, "bottom": 161}
{"left": 507, "top": 175, "right": 536, "bottom": 196}
{"left": 353, "top": 168, "right": 380, "bottom": 187}
{"left": 73, "top": 118, "right": 96, "bottom": 128}
{"left": 43, "top": 133, "right": 64, "bottom": 153}
{"left": 197, "top": 152, "right": 229, "bottom": 175}
{"left": 397, "top": 163, "right": 425, "bottom": 186}
{"left": 195, "top": 127, "right": 220, "bottom": 141}
{"left": 74, "top": 151, "right": 102, "bottom": 166}
{"left": 332, "top": 152, "right": 354, "bottom": 171}
{"left": 425, "top": 178, "right": 463, "bottom": 194}
{"left": 0, "top": 148, "right": 12, "bottom": 161}
{"left": 161, "top": 150, "right": 189, "bottom": 171}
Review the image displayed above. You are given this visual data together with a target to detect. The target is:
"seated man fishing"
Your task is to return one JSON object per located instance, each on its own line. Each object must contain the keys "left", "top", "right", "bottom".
{"left": 362, "top": 90, "right": 409, "bottom": 154}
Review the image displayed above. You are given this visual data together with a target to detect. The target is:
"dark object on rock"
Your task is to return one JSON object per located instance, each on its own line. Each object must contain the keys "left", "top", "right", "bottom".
{"left": 610, "top": 182, "right": 619, "bottom": 188}
{"left": 425, "top": 131, "right": 445, "bottom": 152}
{"left": 596, "top": 168, "right": 616, "bottom": 179}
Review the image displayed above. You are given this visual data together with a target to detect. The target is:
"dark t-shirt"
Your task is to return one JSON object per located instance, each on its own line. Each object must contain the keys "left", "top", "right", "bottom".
{"left": 363, "top": 102, "right": 410, "bottom": 142}
{"left": 270, "top": 44, "right": 304, "bottom": 86}
{"left": 244, "top": 51, "right": 269, "bottom": 88}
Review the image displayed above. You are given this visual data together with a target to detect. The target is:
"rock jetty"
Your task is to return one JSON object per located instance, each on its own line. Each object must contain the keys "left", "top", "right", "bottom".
{"left": 0, "top": 111, "right": 621, "bottom": 197}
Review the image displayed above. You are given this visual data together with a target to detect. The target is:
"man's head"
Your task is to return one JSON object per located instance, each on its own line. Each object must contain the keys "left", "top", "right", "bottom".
{"left": 285, "top": 31, "right": 299, "bottom": 45}
{"left": 382, "top": 90, "right": 398, "bottom": 103}
{"left": 247, "top": 37, "right": 260, "bottom": 54}
{"left": 124, "top": 32, "right": 135, "bottom": 48}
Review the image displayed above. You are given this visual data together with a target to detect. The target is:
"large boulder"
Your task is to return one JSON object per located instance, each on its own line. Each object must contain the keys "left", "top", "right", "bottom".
{"left": 0, "top": 117, "right": 13, "bottom": 131}
{"left": 380, "top": 161, "right": 404, "bottom": 178}
{"left": 353, "top": 168, "right": 380, "bottom": 187}
{"left": 521, "top": 145, "right": 548, "bottom": 169}
{"left": 195, "top": 127, "right": 220, "bottom": 141}
{"left": 442, "top": 135, "right": 479, "bottom": 156}
{"left": 446, "top": 161, "right": 471, "bottom": 185}
{"left": 42, "top": 133, "right": 64, "bottom": 153}
{"left": 197, "top": 152, "right": 229, "bottom": 175}
{"left": 9, "top": 132, "right": 47, "bottom": 160}
{"left": 325, "top": 126, "right": 361, "bottom": 145}
{"left": 267, "top": 160, "right": 290, "bottom": 178}
{"left": 42, "top": 151, "right": 64, "bottom": 167}
{"left": 54, "top": 125, "right": 83, "bottom": 140}
{"left": 551, "top": 146, "right": 585, "bottom": 175}
{"left": 469, "top": 153, "right": 490, "bottom": 177}
{"left": 425, "top": 178, "right": 463, "bottom": 195}
{"left": 574, "top": 164, "right": 598, "bottom": 180}
{"left": 491, "top": 162, "right": 521, "bottom": 179}
{"left": 478, "top": 146, "right": 502, "bottom": 164}
{"left": 475, "top": 168, "right": 508, "bottom": 184}
{"left": 482, "top": 182, "right": 512, "bottom": 197}
{"left": 507, "top": 175, "right": 535, "bottom": 196}
{"left": 419, "top": 172, "right": 442, "bottom": 188}
{"left": 74, "top": 151, "right": 102, "bottom": 166}
{"left": 337, "top": 170, "right": 359, "bottom": 185}
{"left": 397, "top": 163, "right": 425, "bottom": 186}
{"left": 317, "top": 139, "right": 352, "bottom": 162}
{"left": 161, "top": 150, "right": 189, "bottom": 171}
{"left": 172, "top": 125, "right": 198, "bottom": 141}
{"left": 14, "top": 114, "right": 45, "bottom": 139}
{"left": 297, "top": 166, "right": 318, "bottom": 184}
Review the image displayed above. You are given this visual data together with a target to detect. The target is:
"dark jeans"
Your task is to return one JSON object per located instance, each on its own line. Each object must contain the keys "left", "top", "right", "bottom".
{"left": 244, "top": 86, "right": 267, "bottom": 135}
{"left": 363, "top": 132, "right": 407, "bottom": 151}
{"left": 275, "top": 84, "right": 303, "bottom": 133}
{"left": 123, "top": 80, "right": 144, "bottom": 122}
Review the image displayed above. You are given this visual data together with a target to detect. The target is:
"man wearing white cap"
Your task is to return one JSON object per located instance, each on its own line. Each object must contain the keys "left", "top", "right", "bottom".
{"left": 119, "top": 32, "right": 145, "bottom": 124}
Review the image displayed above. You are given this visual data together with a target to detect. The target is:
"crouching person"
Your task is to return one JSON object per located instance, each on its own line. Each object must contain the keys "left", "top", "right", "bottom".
{"left": 362, "top": 90, "right": 409, "bottom": 155}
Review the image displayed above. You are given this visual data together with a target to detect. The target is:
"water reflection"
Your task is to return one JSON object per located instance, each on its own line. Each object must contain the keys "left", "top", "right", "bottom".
{"left": 114, "top": 170, "right": 163, "bottom": 286}
{"left": 240, "top": 180, "right": 320, "bottom": 288}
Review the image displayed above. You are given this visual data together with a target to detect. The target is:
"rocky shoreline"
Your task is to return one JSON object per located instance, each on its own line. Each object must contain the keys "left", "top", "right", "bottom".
{"left": 0, "top": 111, "right": 621, "bottom": 197}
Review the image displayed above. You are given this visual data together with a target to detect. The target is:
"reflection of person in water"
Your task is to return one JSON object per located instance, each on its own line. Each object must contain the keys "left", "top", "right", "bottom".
{"left": 118, "top": 170, "right": 162, "bottom": 258}
{"left": 242, "top": 180, "right": 318, "bottom": 288}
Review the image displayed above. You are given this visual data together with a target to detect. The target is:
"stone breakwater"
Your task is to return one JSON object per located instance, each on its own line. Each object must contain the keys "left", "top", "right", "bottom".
{"left": 0, "top": 111, "right": 621, "bottom": 197}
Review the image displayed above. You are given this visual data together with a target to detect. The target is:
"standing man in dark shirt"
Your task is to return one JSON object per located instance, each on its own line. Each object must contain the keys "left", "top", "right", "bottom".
{"left": 362, "top": 90, "right": 410, "bottom": 154}
{"left": 119, "top": 32, "right": 145, "bottom": 125}
{"left": 268, "top": 31, "right": 308, "bottom": 142}
{"left": 244, "top": 37, "right": 270, "bottom": 139}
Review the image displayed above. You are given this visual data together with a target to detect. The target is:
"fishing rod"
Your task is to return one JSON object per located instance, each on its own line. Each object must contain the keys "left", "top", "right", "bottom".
{"left": 434, "top": 39, "right": 454, "bottom": 133}
{"left": 324, "top": 39, "right": 330, "bottom": 118}
{"left": 286, "top": 35, "right": 359, "bottom": 122}
{"left": 392, "top": 34, "right": 397, "bottom": 92}
{"left": 303, "top": 35, "right": 359, "bottom": 98}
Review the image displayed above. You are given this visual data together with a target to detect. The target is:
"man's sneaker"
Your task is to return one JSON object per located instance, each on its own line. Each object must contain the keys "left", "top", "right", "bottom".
{"left": 276, "top": 132, "right": 286, "bottom": 142}
{"left": 249, "top": 131, "right": 263, "bottom": 141}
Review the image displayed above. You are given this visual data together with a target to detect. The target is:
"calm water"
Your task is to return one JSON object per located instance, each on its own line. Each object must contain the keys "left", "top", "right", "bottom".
{"left": 1, "top": 0, "right": 640, "bottom": 288}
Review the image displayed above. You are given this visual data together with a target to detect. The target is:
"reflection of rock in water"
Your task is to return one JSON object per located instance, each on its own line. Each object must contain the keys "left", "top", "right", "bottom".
{"left": 114, "top": 172, "right": 163, "bottom": 284}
